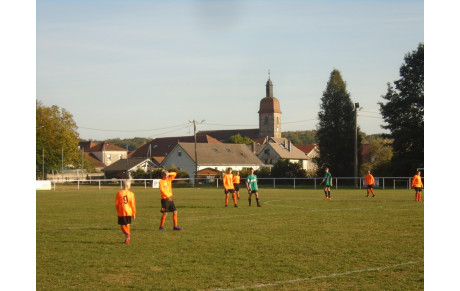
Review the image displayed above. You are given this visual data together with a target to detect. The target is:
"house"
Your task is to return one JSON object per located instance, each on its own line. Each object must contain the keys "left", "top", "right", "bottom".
{"left": 86, "top": 141, "right": 128, "bottom": 167}
{"left": 294, "top": 144, "right": 319, "bottom": 171}
{"left": 257, "top": 137, "right": 309, "bottom": 169}
{"left": 161, "top": 142, "right": 266, "bottom": 179}
{"left": 103, "top": 157, "right": 156, "bottom": 179}
{"left": 129, "top": 135, "right": 221, "bottom": 161}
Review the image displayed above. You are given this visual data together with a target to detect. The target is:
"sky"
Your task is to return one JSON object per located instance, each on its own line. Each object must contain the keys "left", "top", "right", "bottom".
{"left": 36, "top": 0, "right": 424, "bottom": 141}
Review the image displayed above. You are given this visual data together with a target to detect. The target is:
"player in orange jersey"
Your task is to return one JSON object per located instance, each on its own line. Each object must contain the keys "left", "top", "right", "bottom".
{"left": 159, "top": 170, "right": 182, "bottom": 231}
{"left": 364, "top": 170, "right": 376, "bottom": 197}
{"left": 115, "top": 180, "right": 136, "bottom": 244}
{"left": 411, "top": 170, "right": 423, "bottom": 202}
{"left": 223, "top": 168, "right": 238, "bottom": 208}
{"left": 233, "top": 171, "right": 241, "bottom": 200}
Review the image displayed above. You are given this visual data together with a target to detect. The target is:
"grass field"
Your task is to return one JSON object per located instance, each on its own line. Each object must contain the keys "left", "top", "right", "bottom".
{"left": 36, "top": 187, "right": 424, "bottom": 290}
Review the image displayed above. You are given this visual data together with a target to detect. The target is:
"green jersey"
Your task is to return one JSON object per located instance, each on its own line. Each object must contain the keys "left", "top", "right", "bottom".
{"left": 323, "top": 172, "right": 332, "bottom": 186}
{"left": 246, "top": 174, "right": 258, "bottom": 191}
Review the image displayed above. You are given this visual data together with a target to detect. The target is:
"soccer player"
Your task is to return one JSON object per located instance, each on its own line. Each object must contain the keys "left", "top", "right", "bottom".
{"left": 320, "top": 168, "right": 333, "bottom": 200}
{"left": 411, "top": 170, "right": 423, "bottom": 202}
{"left": 364, "top": 170, "right": 376, "bottom": 197}
{"left": 246, "top": 168, "right": 261, "bottom": 207}
{"left": 115, "top": 180, "right": 136, "bottom": 244}
{"left": 159, "top": 170, "right": 182, "bottom": 231}
{"left": 233, "top": 171, "right": 241, "bottom": 200}
{"left": 223, "top": 168, "right": 238, "bottom": 207}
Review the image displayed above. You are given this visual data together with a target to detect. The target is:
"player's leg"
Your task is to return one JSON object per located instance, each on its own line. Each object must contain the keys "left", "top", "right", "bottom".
{"left": 225, "top": 193, "right": 229, "bottom": 207}
{"left": 159, "top": 213, "right": 167, "bottom": 230}
{"left": 255, "top": 192, "right": 261, "bottom": 207}
{"left": 248, "top": 193, "right": 252, "bottom": 206}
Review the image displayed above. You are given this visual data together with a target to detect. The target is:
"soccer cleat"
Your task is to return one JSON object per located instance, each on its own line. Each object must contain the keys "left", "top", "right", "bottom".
{"left": 125, "top": 234, "right": 130, "bottom": 244}
{"left": 225, "top": 205, "right": 228, "bottom": 208}
{"left": 372, "top": 195, "right": 375, "bottom": 197}
{"left": 159, "top": 227, "right": 166, "bottom": 231}
{"left": 257, "top": 204, "right": 261, "bottom": 207}
{"left": 234, "top": 204, "right": 238, "bottom": 208}
{"left": 173, "top": 226, "right": 183, "bottom": 231}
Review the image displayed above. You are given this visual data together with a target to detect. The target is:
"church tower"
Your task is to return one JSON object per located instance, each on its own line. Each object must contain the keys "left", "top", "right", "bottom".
{"left": 258, "top": 77, "right": 282, "bottom": 138}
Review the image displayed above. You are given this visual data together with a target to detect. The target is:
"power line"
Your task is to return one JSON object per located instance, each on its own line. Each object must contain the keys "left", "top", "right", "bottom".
{"left": 78, "top": 123, "right": 189, "bottom": 132}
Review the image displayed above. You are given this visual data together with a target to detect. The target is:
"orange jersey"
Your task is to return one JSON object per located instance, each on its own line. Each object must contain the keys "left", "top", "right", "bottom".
{"left": 364, "top": 174, "right": 375, "bottom": 186}
{"left": 233, "top": 175, "right": 240, "bottom": 184}
{"left": 159, "top": 172, "right": 177, "bottom": 199}
{"left": 223, "top": 174, "right": 234, "bottom": 190}
{"left": 115, "top": 189, "right": 136, "bottom": 217}
{"left": 411, "top": 174, "right": 423, "bottom": 188}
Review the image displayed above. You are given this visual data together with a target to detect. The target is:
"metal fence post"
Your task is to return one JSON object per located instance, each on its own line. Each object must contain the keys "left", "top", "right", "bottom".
{"left": 293, "top": 178, "right": 296, "bottom": 189}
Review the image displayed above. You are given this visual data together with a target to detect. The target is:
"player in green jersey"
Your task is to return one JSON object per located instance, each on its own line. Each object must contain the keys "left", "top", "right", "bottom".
{"left": 320, "top": 168, "right": 333, "bottom": 200}
{"left": 245, "top": 168, "right": 261, "bottom": 207}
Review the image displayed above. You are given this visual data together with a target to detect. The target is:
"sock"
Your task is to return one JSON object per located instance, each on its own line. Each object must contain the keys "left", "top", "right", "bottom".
{"left": 160, "top": 215, "right": 166, "bottom": 228}
{"left": 237, "top": 192, "right": 240, "bottom": 198}
{"left": 328, "top": 191, "right": 331, "bottom": 198}
{"left": 232, "top": 194, "right": 237, "bottom": 205}
{"left": 367, "top": 189, "right": 369, "bottom": 195}
{"left": 256, "top": 198, "right": 260, "bottom": 206}
{"left": 371, "top": 189, "right": 375, "bottom": 195}
{"left": 173, "top": 213, "right": 178, "bottom": 227}
{"left": 324, "top": 190, "right": 328, "bottom": 197}
{"left": 225, "top": 195, "right": 229, "bottom": 206}
{"left": 248, "top": 198, "right": 251, "bottom": 206}
{"left": 126, "top": 224, "right": 130, "bottom": 234}
{"left": 121, "top": 225, "right": 128, "bottom": 234}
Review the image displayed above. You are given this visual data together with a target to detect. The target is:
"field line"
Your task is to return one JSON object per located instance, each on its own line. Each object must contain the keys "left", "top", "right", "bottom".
{"left": 212, "top": 260, "right": 423, "bottom": 290}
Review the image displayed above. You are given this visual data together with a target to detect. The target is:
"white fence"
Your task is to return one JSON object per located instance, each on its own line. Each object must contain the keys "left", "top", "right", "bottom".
{"left": 37, "top": 177, "right": 422, "bottom": 191}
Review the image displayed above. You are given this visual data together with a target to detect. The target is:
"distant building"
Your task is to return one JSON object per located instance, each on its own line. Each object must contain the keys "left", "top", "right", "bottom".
{"left": 161, "top": 142, "right": 265, "bottom": 179}
{"left": 257, "top": 137, "right": 310, "bottom": 169}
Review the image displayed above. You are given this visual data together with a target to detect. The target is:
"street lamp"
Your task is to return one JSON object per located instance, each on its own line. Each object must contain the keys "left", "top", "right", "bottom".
{"left": 354, "top": 103, "right": 359, "bottom": 187}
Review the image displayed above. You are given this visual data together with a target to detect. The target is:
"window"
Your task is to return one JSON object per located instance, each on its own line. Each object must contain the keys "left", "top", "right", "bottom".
{"left": 118, "top": 154, "right": 122, "bottom": 159}
{"left": 106, "top": 154, "right": 111, "bottom": 162}
{"left": 178, "top": 151, "right": 182, "bottom": 157}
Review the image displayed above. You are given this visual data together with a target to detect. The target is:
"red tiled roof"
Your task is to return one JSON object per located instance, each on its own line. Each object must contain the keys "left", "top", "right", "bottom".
{"left": 295, "top": 144, "right": 317, "bottom": 154}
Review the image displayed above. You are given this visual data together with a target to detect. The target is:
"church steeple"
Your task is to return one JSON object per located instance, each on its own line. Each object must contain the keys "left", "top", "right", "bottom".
{"left": 259, "top": 75, "right": 282, "bottom": 138}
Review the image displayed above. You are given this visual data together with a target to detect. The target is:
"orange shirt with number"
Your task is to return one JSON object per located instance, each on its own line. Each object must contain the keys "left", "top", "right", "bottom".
{"left": 115, "top": 190, "right": 136, "bottom": 217}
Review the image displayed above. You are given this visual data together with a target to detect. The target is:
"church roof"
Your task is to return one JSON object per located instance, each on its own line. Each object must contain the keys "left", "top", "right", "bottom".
{"left": 258, "top": 97, "right": 281, "bottom": 114}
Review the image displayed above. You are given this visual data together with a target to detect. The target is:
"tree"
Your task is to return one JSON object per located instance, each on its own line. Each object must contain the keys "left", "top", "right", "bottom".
{"left": 270, "top": 159, "right": 306, "bottom": 178}
{"left": 225, "top": 133, "right": 254, "bottom": 145}
{"left": 360, "top": 137, "right": 393, "bottom": 176}
{"left": 316, "top": 69, "right": 362, "bottom": 177}
{"left": 36, "top": 101, "right": 80, "bottom": 178}
{"left": 379, "top": 43, "right": 424, "bottom": 176}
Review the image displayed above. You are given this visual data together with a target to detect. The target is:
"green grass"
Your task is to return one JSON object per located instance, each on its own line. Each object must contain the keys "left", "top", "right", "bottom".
{"left": 37, "top": 187, "right": 423, "bottom": 290}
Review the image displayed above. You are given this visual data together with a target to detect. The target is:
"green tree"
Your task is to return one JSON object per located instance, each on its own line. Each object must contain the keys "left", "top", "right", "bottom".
{"left": 282, "top": 130, "right": 317, "bottom": 145}
{"left": 36, "top": 101, "right": 80, "bottom": 178}
{"left": 225, "top": 134, "right": 254, "bottom": 145}
{"left": 379, "top": 43, "right": 424, "bottom": 176}
{"left": 316, "top": 69, "right": 362, "bottom": 177}
{"left": 360, "top": 138, "right": 393, "bottom": 176}
{"left": 270, "top": 159, "right": 306, "bottom": 178}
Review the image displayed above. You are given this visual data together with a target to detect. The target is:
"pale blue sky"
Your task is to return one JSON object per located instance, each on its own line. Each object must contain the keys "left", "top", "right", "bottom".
{"left": 36, "top": 0, "right": 424, "bottom": 140}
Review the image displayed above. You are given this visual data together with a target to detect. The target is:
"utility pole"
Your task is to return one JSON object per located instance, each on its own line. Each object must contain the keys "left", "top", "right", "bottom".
{"left": 189, "top": 119, "right": 205, "bottom": 187}
{"left": 42, "top": 149, "right": 45, "bottom": 180}
{"left": 354, "top": 103, "right": 359, "bottom": 187}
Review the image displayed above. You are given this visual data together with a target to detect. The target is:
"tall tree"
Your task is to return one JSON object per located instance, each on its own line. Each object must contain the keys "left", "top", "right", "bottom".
{"left": 316, "top": 69, "right": 362, "bottom": 177}
{"left": 36, "top": 100, "right": 80, "bottom": 178}
{"left": 379, "top": 43, "right": 424, "bottom": 176}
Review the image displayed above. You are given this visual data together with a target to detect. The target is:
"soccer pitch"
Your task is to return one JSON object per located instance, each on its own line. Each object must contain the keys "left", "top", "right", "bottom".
{"left": 37, "top": 187, "right": 424, "bottom": 290}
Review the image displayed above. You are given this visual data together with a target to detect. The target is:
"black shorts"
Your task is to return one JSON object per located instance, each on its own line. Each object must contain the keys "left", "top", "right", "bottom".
{"left": 367, "top": 185, "right": 374, "bottom": 189}
{"left": 249, "top": 190, "right": 258, "bottom": 194}
{"left": 118, "top": 216, "right": 132, "bottom": 225}
{"left": 234, "top": 184, "right": 240, "bottom": 191}
{"left": 414, "top": 187, "right": 422, "bottom": 192}
{"left": 225, "top": 189, "right": 235, "bottom": 195}
{"left": 161, "top": 199, "right": 177, "bottom": 213}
